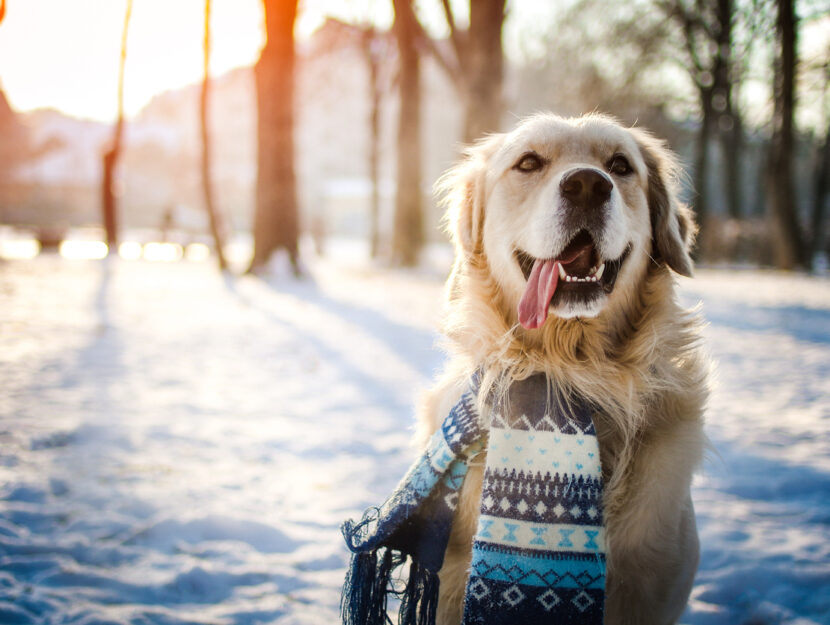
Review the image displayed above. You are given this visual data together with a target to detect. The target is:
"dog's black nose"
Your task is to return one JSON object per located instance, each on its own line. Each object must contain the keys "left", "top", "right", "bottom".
{"left": 560, "top": 168, "right": 613, "bottom": 210}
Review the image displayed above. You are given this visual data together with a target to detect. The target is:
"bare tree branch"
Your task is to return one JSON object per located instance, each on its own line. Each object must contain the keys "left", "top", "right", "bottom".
{"left": 409, "top": 13, "right": 462, "bottom": 81}
{"left": 658, "top": 0, "right": 707, "bottom": 77}
{"left": 200, "top": 0, "right": 228, "bottom": 270}
{"left": 440, "top": 0, "right": 467, "bottom": 71}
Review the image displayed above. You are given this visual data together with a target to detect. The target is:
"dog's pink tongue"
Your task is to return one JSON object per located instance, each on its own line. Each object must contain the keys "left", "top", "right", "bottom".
{"left": 518, "top": 259, "right": 560, "bottom": 329}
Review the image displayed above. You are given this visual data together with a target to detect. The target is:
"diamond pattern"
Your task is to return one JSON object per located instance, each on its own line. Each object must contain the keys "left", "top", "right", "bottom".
{"left": 537, "top": 588, "right": 562, "bottom": 611}
{"left": 460, "top": 375, "right": 605, "bottom": 621}
{"left": 467, "top": 578, "right": 489, "bottom": 600}
{"left": 571, "top": 590, "right": 595, "bottom": 612}
{"left": 502, "top": 584, "right": 526, "bottom": 607}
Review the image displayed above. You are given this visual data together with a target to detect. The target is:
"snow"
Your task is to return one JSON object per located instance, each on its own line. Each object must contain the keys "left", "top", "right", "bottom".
{"left": 1, "top": 246, "right": 828, "bottom": 625}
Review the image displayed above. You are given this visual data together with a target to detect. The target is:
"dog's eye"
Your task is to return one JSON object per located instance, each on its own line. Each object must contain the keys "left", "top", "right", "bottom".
{"left": 514, "top": 152, "right": 544, "bottom": 173}
{"left": 607, "top": 154, "right": 633, "bottom": 176}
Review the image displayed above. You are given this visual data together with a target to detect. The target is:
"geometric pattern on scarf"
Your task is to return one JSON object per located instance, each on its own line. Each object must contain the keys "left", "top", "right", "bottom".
{"left": 462, "top": 373, "right": 605, "bottom": 624}
{"left": 340, "top": 373, "right": 605, "bottom": 625}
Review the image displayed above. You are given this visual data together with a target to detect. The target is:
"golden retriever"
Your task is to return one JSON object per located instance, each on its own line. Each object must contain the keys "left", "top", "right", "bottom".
{"left": 415, "top": 113, "right": 708, "bottom": 625}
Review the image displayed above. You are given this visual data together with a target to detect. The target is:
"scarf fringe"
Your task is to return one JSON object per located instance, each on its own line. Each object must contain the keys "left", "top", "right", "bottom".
{"left": 399, "top": 558, "right": 439, "bottom": 625}
{"left": 341, "top": 548, "right": 440, "bottom": 625}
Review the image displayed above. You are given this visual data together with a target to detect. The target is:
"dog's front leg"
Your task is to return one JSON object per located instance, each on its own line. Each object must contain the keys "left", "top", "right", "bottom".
{"left": 604, "top": 420, "right": 703, "bottom": 625}
{"left": 436, "top": 463, "right": 484, "bottom": 625}
{"left": 414, "top": 368, "right": 481, "bottom": 625}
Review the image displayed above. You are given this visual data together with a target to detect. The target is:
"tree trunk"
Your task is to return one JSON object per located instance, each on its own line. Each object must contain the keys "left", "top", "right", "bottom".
{"left": 102, "top": 146, "right": 118, "bottom": 250}
{"left": 362, "top": 29, "right": 383, "bottom": 259}
{"left": 200, "top": 0, "right": 228, "bottom": 271}
{"left": 391, "top": 0, "right": 423, "bottom": 267}
{"left": 462, "top": 0, "right": 506, "bottom": 143}
{"left": 101, "top": 0, "right": 132, "bottom": 252}
{"left": 714, "top": 0, "right": 743, "bottom": 220}
{"left": 809, "top": 124, "right": 830, "bottom": 266}
{"left": 766, "top": 0, "right": 805, "bottom": 269}
{"left": 248, "top": 0, "right": 300, "bottom": 275}
{"left": 720, "top": 113, "right": 744, "bottom": 219}
{"left": 693, "top": 87, "right": 713, "bottom": 252}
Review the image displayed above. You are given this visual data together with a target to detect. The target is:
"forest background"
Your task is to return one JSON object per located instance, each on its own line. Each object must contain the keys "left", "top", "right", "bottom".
{"left": 0, "top": 0, "right": 828, "bottom": 272}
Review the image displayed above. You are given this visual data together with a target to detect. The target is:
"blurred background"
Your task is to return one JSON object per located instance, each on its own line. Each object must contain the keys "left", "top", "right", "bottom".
{"left": 0, "top": 1, "right": 829, "bottom": 625}
{"left": 0, "top": 0, "right": 827, "bottom": 269}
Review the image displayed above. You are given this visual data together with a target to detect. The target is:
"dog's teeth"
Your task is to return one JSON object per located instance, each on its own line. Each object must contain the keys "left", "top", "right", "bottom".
{"left": 558, "top": 263, "right": 567, "bottom": 280}
{"left": 595, "top": 263, "right": 605, "bottom": 280}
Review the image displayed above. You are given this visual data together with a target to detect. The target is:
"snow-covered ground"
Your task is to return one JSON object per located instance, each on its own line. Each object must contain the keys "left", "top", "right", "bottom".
{"left": 0, "top": 246, "right": 828, "bottom": 625}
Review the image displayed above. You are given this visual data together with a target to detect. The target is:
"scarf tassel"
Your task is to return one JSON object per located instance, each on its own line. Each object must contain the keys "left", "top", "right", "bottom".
{"left": 341, "top": 547, "right": 440, "bottom": 625}
{"left": 399, "top": 558, "right": 439, "bottom": 625}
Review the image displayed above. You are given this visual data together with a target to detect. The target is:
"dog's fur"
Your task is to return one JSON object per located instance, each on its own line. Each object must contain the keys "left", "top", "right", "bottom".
{"left": 414, "top": 114, "right": 708, "bottom": 625}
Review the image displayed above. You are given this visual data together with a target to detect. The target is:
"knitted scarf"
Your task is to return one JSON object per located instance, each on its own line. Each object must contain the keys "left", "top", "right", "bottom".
{"left": 341, "top": 373, "right": 606, "bottom": 625}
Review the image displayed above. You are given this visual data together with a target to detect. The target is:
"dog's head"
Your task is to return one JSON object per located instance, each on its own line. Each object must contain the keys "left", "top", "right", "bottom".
{"left": 441, "top": 113, "right": 695, "bottom": 332}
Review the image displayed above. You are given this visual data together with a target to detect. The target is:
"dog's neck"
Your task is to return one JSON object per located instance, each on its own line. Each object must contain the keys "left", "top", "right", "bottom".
{"left": 448, "top": 255, "right": 674, "bottom": 361}
{"left": 445, "top": 257, "right": 693, "bottom": 436}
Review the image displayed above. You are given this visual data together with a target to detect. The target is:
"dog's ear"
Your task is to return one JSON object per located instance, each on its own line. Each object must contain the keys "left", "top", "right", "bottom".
{"left": 633, "top": 129, "right": 696, "bottom": 278}
{"left": 437, "top": 134, "right": 503, "bottom": 257}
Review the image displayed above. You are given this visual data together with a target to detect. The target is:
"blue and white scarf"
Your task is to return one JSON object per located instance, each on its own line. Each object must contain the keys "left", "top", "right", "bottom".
{"left": 341, "top": 373, "right": 606, "bottom": 625}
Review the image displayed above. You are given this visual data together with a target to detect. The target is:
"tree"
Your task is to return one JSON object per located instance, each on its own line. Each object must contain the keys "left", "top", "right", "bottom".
{"left": 390, "top": 0, "right": 424, "bottom": 267}
{"left": 0, "top": 89, "right": 31, "bottom": 182}
{"left": 360, "top": 27, "right": 387, "bottom": 260}
{"left": 766, "top": 0, "right": 805, "bottom": 269}
{"left": 658, "top": 0, "right": 748, "bottom": 242}
{"left": 811, "top": 121, "right": 830, "bottom": 265}
{"left": 387, "top": 0, "right": 507, "bottom": 266}
{"left": 101, "top": 0, "right": 133, "bottom": 253}
{"left": 200, "top": 0, "right": 229, "bottom": 270}
{"left": 440, "top": 0, "right": 507, "bottom": 142}
{"left": 808, "top": 48, "right": 830, "bottom": 268}
{"left": 248, "top": 0, "right": 300, "bottom": 275}
{"left": 419, "top": 0, "right": 507, "bottom": 143}
{"left": 715, "top": 0, "right": 747, "bottom": 222}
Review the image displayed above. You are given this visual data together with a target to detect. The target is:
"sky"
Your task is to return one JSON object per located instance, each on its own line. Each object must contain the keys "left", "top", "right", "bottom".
{"left": 0, "top": 0, "right": 260, "bottom": 121}
{"left": 0, "top": 0, "right": 568, "bottom": 124}
{"left": 0, "top": 1, "right": 825, "bottom": 128}
{"left": 0, "top": 0, "right": 402, "bottom": 122}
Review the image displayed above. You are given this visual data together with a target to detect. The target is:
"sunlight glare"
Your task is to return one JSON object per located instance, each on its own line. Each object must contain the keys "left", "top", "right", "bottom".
{"left": 225, "top": 239, "right": 253, "bottom": 266}
{"left": 185, "top": 243, "right": 211, "bottom": 262}
{"left": 0, "top": 239, "right": 41, "bottom": 260}
{"left": 0, "top": 0, "right": 264, "bottom": 121}
{"left": 143, "top": 242, "right": 184, "bottom": 262}
{"left": 118, "top": 241, "right": 144, "bottom": 261}
{"left": 59, "top": 240, "right": 109, "bottom": 260}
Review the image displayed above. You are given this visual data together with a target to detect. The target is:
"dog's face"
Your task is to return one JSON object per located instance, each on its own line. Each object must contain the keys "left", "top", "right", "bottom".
{"left": 444, "top": 114, "right": 694, "bottom": 329}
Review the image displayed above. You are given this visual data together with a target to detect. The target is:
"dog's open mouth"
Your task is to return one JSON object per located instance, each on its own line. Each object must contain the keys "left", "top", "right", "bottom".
{"left": 515, "top": 230, "right": 629, "bottom": 329}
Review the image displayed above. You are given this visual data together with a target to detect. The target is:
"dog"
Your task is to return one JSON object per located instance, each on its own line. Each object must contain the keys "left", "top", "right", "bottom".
{"left": 414, "top": 113, "right": 708, "bottom": 625}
